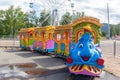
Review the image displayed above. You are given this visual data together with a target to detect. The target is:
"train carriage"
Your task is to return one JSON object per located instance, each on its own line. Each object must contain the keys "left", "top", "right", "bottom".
{"left": 33, "top": 26, "right": 55, "bottom": 53}
{"left": 19, "top": 28, "right": 27, "bottom": 49}
{"left": 19, "top": 28, "right": 34, "bottom": 50}
{"left": 54, "top": 25, "right": 72, "bottom": 57}
{"left": 27, "top": 28, "right": 35, "bottom": 51}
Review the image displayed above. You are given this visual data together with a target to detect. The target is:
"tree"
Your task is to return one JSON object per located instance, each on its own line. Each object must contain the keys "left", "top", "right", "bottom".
{"left": 60, "top": 12, "right": 72, "bottom": 25}
{"left": 102, "top": 32, "right": 107, "bottom": 37}
{"left": 60, "top": 11, "right": 85, "bottom": 25}
{"left": 39, "top": 10, "right": 50, "bottom": 26}
{"left": 110, "top": 25, "right": 116, "bottom": 37}
{"left": 115, "top": 23, "right": 120, "bottom": 35}
{"left": 75, "top": 12, "right": 85, "bottom": 19}
{"left": 0, "top": 6, "right": 30, "bottom": 37}
{"left": 0, "top": 10, "right": 5, "bottom": 35}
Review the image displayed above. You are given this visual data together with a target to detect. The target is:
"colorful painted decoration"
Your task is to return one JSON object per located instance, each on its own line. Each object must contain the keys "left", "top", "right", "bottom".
{"left": 66, "top": 32, "right": 104, "bottom": 76}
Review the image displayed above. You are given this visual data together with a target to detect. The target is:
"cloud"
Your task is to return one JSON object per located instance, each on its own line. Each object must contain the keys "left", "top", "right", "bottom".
{"left": 72, "top": 0, "right": 120, "bottom": 24}
{"left": 0, "top": 0, "right": 120, "bottom": 24}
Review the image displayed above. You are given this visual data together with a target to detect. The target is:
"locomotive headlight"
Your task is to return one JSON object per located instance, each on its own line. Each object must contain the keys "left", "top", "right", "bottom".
{"left": 97, "top": 58, "right": 104, "bottom": 66}
{"left": 66, "top": 57, "right": 73, "bottom": 64}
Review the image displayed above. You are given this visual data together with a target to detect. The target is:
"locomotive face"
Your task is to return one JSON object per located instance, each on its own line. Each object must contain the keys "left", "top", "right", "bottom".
{"left": 66, "top": 32, "right": 104, "bottom": 76}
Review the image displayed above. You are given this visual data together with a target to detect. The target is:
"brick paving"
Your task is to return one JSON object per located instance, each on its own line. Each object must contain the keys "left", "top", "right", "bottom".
{"left": 103, "top": 54, "right": 120, "bottom": 78}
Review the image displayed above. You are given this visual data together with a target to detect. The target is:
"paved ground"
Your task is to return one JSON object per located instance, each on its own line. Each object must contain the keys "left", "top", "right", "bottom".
{"left": 100, "top": 40, "right": 120, "bottom": 56}
{"left": 0, "top": 49, "right": 120, "bottom": 80}
{"left": 0, "top": 40, "right": 120, "bottom": 80}
{"left": 0, "top": 49, "right": 69, "bottom": 80}
{"left": 100, "top": 40, "right": 120, "bottom": 79}
{"left": 103, "top": 54, "right": 120, "bottom": 78}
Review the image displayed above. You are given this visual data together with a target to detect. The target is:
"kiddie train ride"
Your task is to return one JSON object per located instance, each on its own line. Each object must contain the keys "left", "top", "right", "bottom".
{"left": 19, "top": 16, "right": 104, "bottom": 79}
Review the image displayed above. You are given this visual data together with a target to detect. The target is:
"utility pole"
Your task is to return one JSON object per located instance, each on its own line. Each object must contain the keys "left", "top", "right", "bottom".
{"left": 107, "top": 3, "right": 110, "bottom": 39}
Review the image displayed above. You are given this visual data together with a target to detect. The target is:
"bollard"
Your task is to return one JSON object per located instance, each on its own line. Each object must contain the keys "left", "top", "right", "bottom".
{"left": 113, "top": 40, "right": 116, "bottom": 56}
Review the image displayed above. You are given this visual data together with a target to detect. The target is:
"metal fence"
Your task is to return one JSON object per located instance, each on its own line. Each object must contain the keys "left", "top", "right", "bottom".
{"left": 0, "top": 36, "right": 120, "bottom": 56}
{"left": 116, "top": 40, "right": 120, "bottom": 56}
{"left": 0, "top": 35, "right": 19, "bottom": 47}
{"left": 101, "top": 40, "right": 120, "bottom": 56}
{"left": 0, "top": 35, "right": 19, "bottom": 40}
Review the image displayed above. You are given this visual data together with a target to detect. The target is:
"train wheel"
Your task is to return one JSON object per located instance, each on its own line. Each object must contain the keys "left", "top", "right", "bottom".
{"left": 66, "top": 74, "right": 75, "bottom": 80}
{"left": 41, "top": 51, "right": 45, "bottom": 55}
{"left": 66, "top": 74, "right": 95, "bottom": 80}
{"left": 54, "top": 51, "right": 58, "bottom": 58}
{"left": 66, "top": 78, "right": 72, "bottom": 80}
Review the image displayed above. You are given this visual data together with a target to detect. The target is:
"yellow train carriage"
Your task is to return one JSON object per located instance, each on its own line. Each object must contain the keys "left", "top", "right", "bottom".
{"left": 19, "top": 28, "right": 34, "bottom": 50}
{"left": 54, "top": 25, "right": 72, "bottom": 57}
{"left": 33, "top": 26, "right": 55, "bottom": 53}
{"left": 19, "top": 28, "right": 28, "bottom": 49}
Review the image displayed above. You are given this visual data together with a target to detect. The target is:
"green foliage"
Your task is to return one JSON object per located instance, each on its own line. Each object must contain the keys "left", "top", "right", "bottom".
{"left": 74, "top": 12, "right": 85, "bottom": 19}
{"left": 60, "top": 11, "right": 85, "bottom": 25}
{"left": 60, "top": 12, "right": 72, "bottom": 25}
{"left": 110, "top": 25, "right": 116, "bottom": 37}
{"left": 109, "top": 23, "right": 120, "bottom": 38}
{"left": 39, "top": 10, "right": 50, "bottom": 26}
{"left": 0, "top": 6, "right": 86, "bottom": 37}
{"left": 0, "top": 6, "right": 29, "bottom": 36}
{"left": 102, "top": 32, "right": 107, "bottom": 37}
{"left": 115, "top": 23, "right": 120, "bottom": 35}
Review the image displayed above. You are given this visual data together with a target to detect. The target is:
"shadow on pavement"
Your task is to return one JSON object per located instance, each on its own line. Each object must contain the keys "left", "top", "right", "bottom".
{"left": 33, "top": 57, "right": 65, "bottom": 67}
{"left": 15, "top": 52, "right": 41, "bottom": 58}
{"left": 4, "top": 49, "right": 28, "bottom": 53}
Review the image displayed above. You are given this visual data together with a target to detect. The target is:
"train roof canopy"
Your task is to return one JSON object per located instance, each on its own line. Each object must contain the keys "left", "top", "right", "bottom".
{"left": 55, "top": 24, "right": 72, "bottom": 30}
{"left": 35, "top": 26, "right": 55, "bottom": 31}
{"left": 73, "top": 16, "right": 102, "bottom": 27}
{"left": 19, "top": 28, "right": 34, "bottom": 33}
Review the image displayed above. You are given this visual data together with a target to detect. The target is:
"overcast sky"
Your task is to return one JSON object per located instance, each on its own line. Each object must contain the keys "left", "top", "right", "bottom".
{"left": 0, "top": 0, "right": 120, "bottom": 24}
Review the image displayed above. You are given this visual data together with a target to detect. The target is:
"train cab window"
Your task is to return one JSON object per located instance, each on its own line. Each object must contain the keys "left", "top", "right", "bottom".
{"left": 30, "top": 34, "right": 33, "bottom": 38}
{"left": 90, "top": 34, "right": 94, "bottom": 40}
{"left": 57, "top": 34, "right": 61, "bottom": 41}
{"left": 78, "top": 32, "right": 83, "bottom": 40}
{"left": 76, "top": 31, "right": 84, "bottom": 43}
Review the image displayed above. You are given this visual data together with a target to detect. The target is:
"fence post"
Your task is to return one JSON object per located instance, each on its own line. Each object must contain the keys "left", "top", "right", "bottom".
{"left": 113, "top": 40, "right": 116, "bottom": 56}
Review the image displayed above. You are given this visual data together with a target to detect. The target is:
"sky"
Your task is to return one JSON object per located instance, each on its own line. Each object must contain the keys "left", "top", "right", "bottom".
{"left": 0, "top": 0, "right": 120, "bottom": 24}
